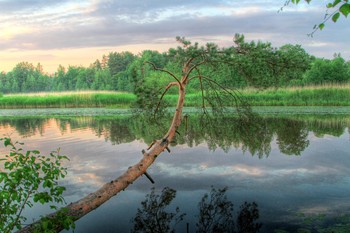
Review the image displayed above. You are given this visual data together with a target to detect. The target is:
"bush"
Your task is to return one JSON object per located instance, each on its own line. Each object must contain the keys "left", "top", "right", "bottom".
{"left": 0, "top": 137, "right": 74, "bottom": 233}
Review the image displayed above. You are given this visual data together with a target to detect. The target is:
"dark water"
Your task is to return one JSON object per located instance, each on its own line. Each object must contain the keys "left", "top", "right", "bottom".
{"left": 0, "top": 109, "right": 349, "bottom": 232}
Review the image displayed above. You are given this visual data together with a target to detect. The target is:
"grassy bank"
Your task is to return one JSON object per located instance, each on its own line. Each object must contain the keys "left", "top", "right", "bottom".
{"left": 181, "top": 84, "right": 350, "bottom": 107}
{"left": 0, "top": 85, "right": 349, "bottom": 108}
{"left": 241, "top": 84, "right": 350, "bottom": 106}
{"left": 0, "top": 91, "right": 135, "bottom": 108}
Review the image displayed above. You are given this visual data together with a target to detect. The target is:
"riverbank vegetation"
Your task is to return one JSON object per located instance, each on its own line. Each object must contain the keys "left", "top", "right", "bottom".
{"left": 0, "top": 35, "right": 349, "bottom": 106}
{"left": 0, "top": 91, "right": 135, "bottom": 108}
{"left": 0, "top": 84, "right": 349, "bottom": 108}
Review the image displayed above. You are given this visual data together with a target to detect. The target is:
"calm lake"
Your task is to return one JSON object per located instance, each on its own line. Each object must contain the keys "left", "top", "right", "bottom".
{"left": 0, "top": 107, "right": 350, "bottom": 233}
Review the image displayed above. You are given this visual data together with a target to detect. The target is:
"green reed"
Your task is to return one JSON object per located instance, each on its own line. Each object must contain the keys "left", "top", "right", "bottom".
{"left": 0, "top": 85, "right": 349, "bottom": 109}
{"left": 166, "top": 85, "right": 350, "bottom": 107}
{"left": 0, "top": 91, "right": 136, "bottom": 108}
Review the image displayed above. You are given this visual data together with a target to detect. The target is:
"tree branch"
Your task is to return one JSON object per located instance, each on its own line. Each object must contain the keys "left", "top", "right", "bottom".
{"left": 16, "top": 80, "right": 187, "bottom": 233}
{"left": 154, "top": 82, "right": 179, "bottom": 116}
{"left": 144, "top": 61, "right": 182, "bottom": 87}
{"left": 200, "top": 76, "right": 243, "bottom": 108}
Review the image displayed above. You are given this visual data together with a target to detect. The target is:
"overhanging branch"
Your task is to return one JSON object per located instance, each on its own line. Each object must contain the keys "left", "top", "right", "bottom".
{"left": 144, "top": 61, "right": 182, "bottom": 87}
{"left": 154, "top": 82, "right": 179, "bottom": 116}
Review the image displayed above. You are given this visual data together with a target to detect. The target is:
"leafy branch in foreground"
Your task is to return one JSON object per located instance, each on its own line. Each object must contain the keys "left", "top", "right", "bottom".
{"left": 283, "top": 0, "right": 350, "bottom": 35}
{"left": 0, "top": 137, "right": 73, "bottom": 233}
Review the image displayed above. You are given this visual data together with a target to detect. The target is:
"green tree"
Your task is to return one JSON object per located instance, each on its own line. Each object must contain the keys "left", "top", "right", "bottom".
{"left": 303, "top": 56, "right": 350, "bottom": 84}
{"left": 23, "top": 75, "right": 36, "bottom": 92}
{"left": 91, "top": 68, "right": 111, "bottom": 90}
{"left": 64, "top": 66, "right": 88, "bottom": 90}
{"left": 52, "top": 65, "right": 66, "bottom": 91}
{"left": 231, "top": 34, "right": 312, "bottom": 88}
{"left": 107, "top": 51, "right": 135, "bottom": 77}
{"left": 277, "top": 44, "right": 314, "bottom": 86}
{"left": 0, "top": 71, "right": 7, "bottom": 93}
{"left": 11, "top": 62, "right": 35, "bottom": 92}
{"left": 11, "top": 79, "right": 20, "bottom": 93}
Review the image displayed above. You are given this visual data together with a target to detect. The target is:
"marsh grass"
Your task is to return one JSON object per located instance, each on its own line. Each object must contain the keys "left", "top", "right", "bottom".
{"left": 240, "top": 85, "right": 350, "bottom": 106}
{"left": 175, "top": 84, "right": 350, "bottom": 107}
{"left": 0, "top": 85, "right": 349, "bottom": 109}
{"left": 0, "top": 91, "right": 136, "bottom": 108}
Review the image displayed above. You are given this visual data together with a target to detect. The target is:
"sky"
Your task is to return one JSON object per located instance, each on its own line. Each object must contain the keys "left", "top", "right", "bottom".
{"left": 0, "top": 0, "right": 349, "bottom": 74}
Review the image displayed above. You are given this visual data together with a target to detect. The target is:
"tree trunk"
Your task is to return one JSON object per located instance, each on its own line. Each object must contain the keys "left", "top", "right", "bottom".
{"left": 17, "top": 84, "right": 186, "bottom": 233}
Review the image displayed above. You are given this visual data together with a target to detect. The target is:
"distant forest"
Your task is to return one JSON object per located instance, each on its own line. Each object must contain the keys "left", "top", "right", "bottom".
{"left": 1, "top": 36, "right": 349, "bottom": 94}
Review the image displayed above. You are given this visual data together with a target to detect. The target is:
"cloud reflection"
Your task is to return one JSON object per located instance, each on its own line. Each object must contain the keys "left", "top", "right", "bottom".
{"left": 1, "top": 115, "right": 350, "bottom": 232}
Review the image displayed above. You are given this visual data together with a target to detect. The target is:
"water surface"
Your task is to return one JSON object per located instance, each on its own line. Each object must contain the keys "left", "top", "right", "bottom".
{"left": 0, "top": 108, "right": 349, "bottom": 232}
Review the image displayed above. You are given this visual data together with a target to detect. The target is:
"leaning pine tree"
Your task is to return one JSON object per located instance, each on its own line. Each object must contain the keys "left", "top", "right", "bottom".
{"left": 18, "top": 35, "right": 301, "bottom": 232}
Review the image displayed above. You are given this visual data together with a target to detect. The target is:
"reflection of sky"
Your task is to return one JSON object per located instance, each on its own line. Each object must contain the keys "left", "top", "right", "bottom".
{"left": 0, "top": 119, "right": 349, "bottom": 232}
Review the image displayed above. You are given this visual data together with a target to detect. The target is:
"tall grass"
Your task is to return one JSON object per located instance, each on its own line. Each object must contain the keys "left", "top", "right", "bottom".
{"left": 0, "top": 91, "right": 136, "bottom": 108}
{"left": 170, "top": 84, "right": 350, "bottom": 107}
{"left": 240, "top": 85, "right": 350, "bottom": 106}
{"left": 0, "top": 85, "right": 349, "bottom": 108}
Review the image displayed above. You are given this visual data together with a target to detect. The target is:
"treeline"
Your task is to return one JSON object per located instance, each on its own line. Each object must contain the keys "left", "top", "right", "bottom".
{"left": 1, "top": 35, "right": 350, "bottom": 94}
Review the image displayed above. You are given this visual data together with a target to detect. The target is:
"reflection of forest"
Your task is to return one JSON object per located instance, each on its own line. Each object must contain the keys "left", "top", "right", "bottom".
{"left": 131, "top": 186, "right": 350, "bottom": 233}
{"left": 131, "top": 186, "right": 261, "bottom": 233}
{"left": 0, "top": 115, "right": 349, "bottom": 157}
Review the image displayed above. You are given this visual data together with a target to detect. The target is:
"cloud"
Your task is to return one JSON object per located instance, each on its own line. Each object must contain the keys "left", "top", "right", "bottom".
{"left": 0, "top": 0, "right": 66, "bottom": 13}
{"left": 0, "top": 0, "right": 349, "bottom": 72}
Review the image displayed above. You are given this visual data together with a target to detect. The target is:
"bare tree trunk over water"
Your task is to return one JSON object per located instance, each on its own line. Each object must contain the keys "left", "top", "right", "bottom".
{"left": 17, "top": 61, "right": 190, "bottom": 233}
{"left": 17, "top": 36, "right": 253, "bottom": 232}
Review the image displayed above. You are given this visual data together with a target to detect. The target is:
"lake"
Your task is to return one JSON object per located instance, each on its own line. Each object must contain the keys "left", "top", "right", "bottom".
{"left": 0, "top": 107, "right": 349, "bottom": 233}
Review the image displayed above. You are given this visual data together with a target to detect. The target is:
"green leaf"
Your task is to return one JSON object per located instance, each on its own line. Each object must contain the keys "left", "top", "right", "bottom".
{"left": 327, "top": 3, "right": 333, "bottom": 8}
{"left": 332, "top": 12, "right": 340, "bottom": 22}
{"left": 4, "top": 138, "right": 11, "bottom": 147}
{"left": 42, "top": 220, "right": 49, "bottom": 230}
{"left": 333, "top": 0, "right": 342, "bottom": 7}
{"left": 339, "top": 3, "right": 350, "bottom": 17}
{"left": 318, "top": 23, "right": 325, "bottom": 30}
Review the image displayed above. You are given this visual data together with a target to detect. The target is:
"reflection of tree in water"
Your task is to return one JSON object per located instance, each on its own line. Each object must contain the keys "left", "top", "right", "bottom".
{"left": 92, "top": 118, "right": 136, "bottom": 144}
{"left": 0, "top": 115, "right": 348, "bottom": 156}
{"left": 132, "top": 187, "right": 186, "bottom": 233}
{"left": 0, "top": 117, "right": 48, "bottom": 137}
{"left": 196, "top": 186, "right": 235, "bottom": 233}
{"left": 306, "top": 116, "right": 347, "bottom": 137}
{"left": 273, "top": 118, "right": 309, "bottom": 156}
{"left": 131, "top": 186, "right": 262, "bottom": 233}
